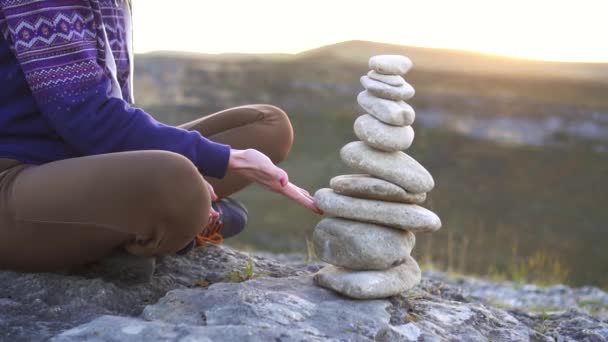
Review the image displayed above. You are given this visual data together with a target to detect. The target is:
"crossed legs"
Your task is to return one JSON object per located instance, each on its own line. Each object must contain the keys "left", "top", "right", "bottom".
{"left": 0, "top": 105, "right": 293, "bottom": 271}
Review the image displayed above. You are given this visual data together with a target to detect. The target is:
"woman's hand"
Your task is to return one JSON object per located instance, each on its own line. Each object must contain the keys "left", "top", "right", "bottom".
{"left": 202, "top": 177, "right": 220, "bottom": 223}
{"left": 227, "top": 149, "right": 323, "bottom": 214}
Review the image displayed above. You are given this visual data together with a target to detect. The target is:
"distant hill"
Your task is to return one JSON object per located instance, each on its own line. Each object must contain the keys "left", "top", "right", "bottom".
{"left": 140, "top": 40, "right": 608, "bottom": 84}
{"left": 133, "top": 40, "right": 608, "bottom": 116}
{"left": 297, "top": 41, "right": 608, "bottom": 84}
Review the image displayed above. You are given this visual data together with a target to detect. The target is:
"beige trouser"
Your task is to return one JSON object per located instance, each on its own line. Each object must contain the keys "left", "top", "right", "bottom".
{"left": 0, "top": 105, "right": 293, "bottom": 272}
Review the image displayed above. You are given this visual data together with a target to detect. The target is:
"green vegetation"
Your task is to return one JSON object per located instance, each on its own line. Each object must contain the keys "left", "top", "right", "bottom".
{"left": 227, "top": 116, "right": 608, "bottom": 289}
{"left": 224, "top": 259, "right": 268, "bottom": 283}
{"left": 304, "top": 237, "right": 317, "bottom": 264}
{"left": 136, "top": 41, "right": 608, "bottom": 289}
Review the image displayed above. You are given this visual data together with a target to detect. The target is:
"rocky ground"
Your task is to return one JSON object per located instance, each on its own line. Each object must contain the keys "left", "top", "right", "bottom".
{"left": 1, "top": 245, "right": 607, "bottom": 341}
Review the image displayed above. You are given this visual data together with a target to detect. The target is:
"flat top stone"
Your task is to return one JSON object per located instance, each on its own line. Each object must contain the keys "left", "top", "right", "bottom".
{"left": 369, "top": 55, "right": 413, "bottom": 75}
{"left": 340, "top": 141, "right": 434, "bottom": 194}
{"left": 330, "top": 174, "right": 426, "bottom": 204}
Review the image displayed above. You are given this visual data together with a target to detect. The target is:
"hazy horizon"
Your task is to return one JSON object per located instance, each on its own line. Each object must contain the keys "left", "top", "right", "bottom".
{"left": 132, "top": 0, "right": 608, "bottom": 63}
{"left": 135, "top": 40, "right": 608, "bottom": 66}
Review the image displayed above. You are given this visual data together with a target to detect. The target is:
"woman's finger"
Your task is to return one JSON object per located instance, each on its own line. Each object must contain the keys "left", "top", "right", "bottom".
{"left": 289, "top": 184, "right": 319, "bottom": 211}
{"left": 209, "top": 207, "right": 219, "bottom": 223}
{"left": 207, "top": 181, "right": 218, "bottom": 201}
{"left": 288, "top": 183, "right": 314, "bottom": 201}
{"left": 282, "top": 183, "right": 323, "bottom": 214}
{"left": 296, "top": 186, "right": 310, "bottom": 196}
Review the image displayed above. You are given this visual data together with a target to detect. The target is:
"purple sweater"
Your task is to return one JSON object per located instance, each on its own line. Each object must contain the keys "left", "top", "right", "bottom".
{"left": 0, "top": 0, "right": 230, "bottom": 178}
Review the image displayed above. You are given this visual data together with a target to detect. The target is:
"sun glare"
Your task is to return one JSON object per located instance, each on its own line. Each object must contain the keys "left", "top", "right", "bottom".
{"left": 132, "top": 0, "right": 608, "bottom": 63}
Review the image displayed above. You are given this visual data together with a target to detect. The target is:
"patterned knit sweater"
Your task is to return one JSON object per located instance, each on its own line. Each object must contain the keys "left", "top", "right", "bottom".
{"left": 0, "top": 0, "right": 230, "bottom": 178}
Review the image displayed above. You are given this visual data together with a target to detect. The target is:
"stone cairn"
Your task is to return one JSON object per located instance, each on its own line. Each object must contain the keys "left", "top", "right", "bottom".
{"left": 312, "top": 55, "right": 442, "bottom": 299}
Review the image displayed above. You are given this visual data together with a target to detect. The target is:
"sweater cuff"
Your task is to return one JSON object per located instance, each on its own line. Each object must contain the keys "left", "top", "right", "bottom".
{"left": 197, "top": 139, "right": 231, "bottom": 179}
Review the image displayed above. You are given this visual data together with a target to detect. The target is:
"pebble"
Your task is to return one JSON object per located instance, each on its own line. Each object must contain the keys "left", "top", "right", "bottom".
{"left": 313, "top": 217, "right": 416, "bottom": 270}
{"left": 340, "top": 141, "right": 434, "bottom": 193}
{"left": 357, "top": 91, "right": 415, "bottom": 126}
{"left": 367, "top": 70, "right": 406, "bottom": 86}
{"left": 314, "top": 255, "right": 421, "bottom": 299}
{"left": 330, "top": 174, "right": 426, "bottom": 204}
{"left": 361, "top": 76, "right": 415, "bottom": 101}
{"left": 314, "top": 189, "right": 442, "bottom": 232}
{"left": 354, "top": 114, "right": 414, "bottom": 152}
{"left": 369, "top": 55, "right": 413, "bottom": 75}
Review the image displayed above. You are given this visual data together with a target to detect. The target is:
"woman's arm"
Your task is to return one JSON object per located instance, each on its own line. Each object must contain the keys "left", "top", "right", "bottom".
{"left": 0, "top": 1, "right": 230, "bottom": 178}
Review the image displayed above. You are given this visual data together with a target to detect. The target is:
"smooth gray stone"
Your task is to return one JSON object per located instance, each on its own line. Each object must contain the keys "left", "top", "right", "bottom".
{"left": 354, "top": 114, "right": 414, "bottom": 151}
{"left": 367, "top": 70, "right": 406, "bottom": 86}
{"left": 340, "top": 141, "right": 435, "bottom": 193}
{"left": 313, "top": 218, "right": 416, "bottom": 270}
{"left": 369, "top": 55, "right": 413, "bottom": 75}
{"left": 314, "top": 189, "right": 441, "bottom": 232}
{"left": 313, "top": 255, "right": 421, "bottom": 299}
{"left": 330, "top": 174, "right": 426, "bottom": 204}
{"left": 361, "top": 75, "right": 415, "bottom": 101}
{"left": 357, "top": 91, "right": 415, "bottom": 126}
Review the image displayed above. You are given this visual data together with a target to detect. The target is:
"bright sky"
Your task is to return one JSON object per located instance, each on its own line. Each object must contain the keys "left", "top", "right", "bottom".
{"left": 132, "top": 0, "right": 608, "bottom": 63}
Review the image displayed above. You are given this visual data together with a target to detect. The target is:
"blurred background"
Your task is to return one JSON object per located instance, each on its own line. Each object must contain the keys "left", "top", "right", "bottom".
{"left": 131, "top": 0, "right": 608, "bottom": 288}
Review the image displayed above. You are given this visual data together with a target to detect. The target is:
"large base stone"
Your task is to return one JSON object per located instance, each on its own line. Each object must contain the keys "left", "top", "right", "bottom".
{"left": 313, "top": 255, "right": 422, "bottom": 299}
{"left": 313, "top": 217, "right": 415, "bottom": 270}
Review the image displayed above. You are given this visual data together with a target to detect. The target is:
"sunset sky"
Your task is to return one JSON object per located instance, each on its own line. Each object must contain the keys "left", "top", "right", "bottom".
{"left": 131, "top": 0, "right": 608, "bottom": 63}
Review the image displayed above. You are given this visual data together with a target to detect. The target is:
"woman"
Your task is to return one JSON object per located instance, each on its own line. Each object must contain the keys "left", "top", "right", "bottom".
{"left": 0, "top": 0, "right": 321, "bottom": 274}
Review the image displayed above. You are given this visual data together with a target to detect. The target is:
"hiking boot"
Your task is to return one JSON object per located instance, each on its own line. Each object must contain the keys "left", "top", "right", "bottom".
{"left": 176, "top": 197, "right": 248, "bottom": 254}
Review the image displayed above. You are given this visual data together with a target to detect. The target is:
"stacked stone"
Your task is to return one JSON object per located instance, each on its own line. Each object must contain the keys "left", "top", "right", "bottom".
{"left": 312, "top": 55, "right": 442, "bottom": 300}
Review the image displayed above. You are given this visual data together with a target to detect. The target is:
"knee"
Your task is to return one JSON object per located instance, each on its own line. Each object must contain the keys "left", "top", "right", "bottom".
{"left": 145, "top": 152, "right": 210, "bottom": 252}
{"left": 255, "top": 104, "right": 294, "bottom": 163}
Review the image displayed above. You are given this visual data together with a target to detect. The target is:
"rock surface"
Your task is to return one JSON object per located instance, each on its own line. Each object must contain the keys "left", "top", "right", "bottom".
{"left": 367, "top": 70, "right": 406, "bottom": 86}
{"left": 314, "top": 256, "right": 422, "bottom": 299}
{"left": 357, "top": 91, "right": 415, "bottom": 126}
{"left": 0, "top": 245, "right": 306, "bottom": 342}
{"left": 361, "top": 75, "right": 415, "bottom": 100}
{"left": 426, "top": 271, "right": 608, "bottom": 321}
{"left": 313, "top": 217, "right": 416, "bottom": 269}
{"left": 314, "top": 188, "right": 442, "bottom": 232}
{"left": 369, "top": 54, "right": 413, "bottom": 75}
{"left": 2, "top": 244, "right": 607, "bottom": 341}
{"left": 354, "top": 114, "right": 415, "bottom": 151}
{"left": 330, "top": 174, "right": 427, "bottom": 204}
{"left": 340, "top": 141, "right": 435, "bottom": 193}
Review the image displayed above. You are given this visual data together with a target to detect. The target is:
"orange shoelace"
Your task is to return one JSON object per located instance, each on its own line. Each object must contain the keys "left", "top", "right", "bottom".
{"left": 196, "top": 220, "right": 224, "bottom": 246}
